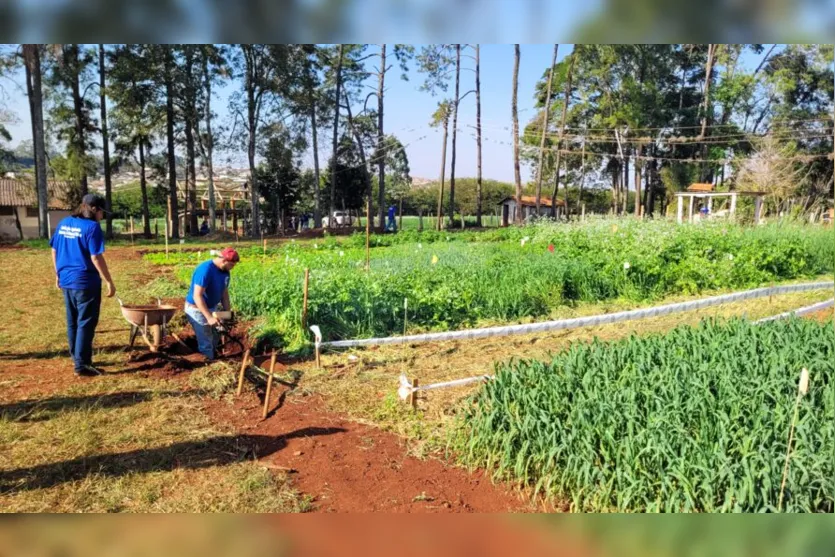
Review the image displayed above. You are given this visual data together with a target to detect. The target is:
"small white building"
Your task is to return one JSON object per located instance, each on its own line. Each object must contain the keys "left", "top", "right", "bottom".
{"left": 499, "top": 195, "right": 566, "bottom": 226}
{"left": 0, "top": 179, "right": 72, "bottom": 241}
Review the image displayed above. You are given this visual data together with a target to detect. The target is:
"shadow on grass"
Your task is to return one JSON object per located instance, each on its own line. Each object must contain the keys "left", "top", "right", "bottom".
{"left": 0, "top": 391, "right": 189, "bottom": 423}
{"left": 0, "top": 344, "right": 133, "bottom": 361}
{"left": 0, "top": 427, "right": 345, "bottom": 493}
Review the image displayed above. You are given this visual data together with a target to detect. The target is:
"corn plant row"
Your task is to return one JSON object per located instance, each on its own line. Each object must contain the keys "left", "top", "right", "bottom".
{"left": 455, "top": 318, "right": 834, "bottom": 512}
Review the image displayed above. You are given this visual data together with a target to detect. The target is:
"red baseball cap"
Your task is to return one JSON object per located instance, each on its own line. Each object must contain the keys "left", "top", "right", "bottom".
{"left": 220, "top": 247, "right": 240, "bottom": 262}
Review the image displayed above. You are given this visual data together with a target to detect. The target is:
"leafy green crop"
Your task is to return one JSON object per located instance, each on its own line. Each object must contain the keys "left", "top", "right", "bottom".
{"left": 456, "top": 318, "right": 834, "bottom": 512}
{"left": 144, "top": 219, "right": 834, "bottom": 349}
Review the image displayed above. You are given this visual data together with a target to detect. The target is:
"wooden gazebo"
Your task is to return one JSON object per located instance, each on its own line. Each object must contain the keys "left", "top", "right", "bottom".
{"left": 674, "top": 183, "right": 767, "bottom": 224}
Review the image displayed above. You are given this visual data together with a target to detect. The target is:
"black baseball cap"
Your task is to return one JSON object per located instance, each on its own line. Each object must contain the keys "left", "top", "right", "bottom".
{"left": 82, "top": 193, "right": 110, "bottom": 213}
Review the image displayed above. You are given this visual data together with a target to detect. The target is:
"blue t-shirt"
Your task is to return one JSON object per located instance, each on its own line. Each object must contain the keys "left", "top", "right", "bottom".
{"left": 49, "top": 216, "right": 105, "bottom": 290}
{"left": 388, "top": 206, "right": 396, "bottom": 219}
{"left": 186, "top": 260, "right": 230, "bottom": 309}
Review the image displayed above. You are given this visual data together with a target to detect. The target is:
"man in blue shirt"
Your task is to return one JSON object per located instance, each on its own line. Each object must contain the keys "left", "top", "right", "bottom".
{"left": 387, "top": 205, "right": 397, "bottom": 232}
{"left": 50, "top": 193, "right": 116, "bottom": 377}
{"left": 184, "top": 247, "right": 240, "bottom": 360}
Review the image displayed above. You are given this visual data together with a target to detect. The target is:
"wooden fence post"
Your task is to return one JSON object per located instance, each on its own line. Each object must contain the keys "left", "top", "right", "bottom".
{"left": 236, "top": 349, "right": 250, "bottom": 396}
{"left": 262, "top": 351, "right": 277, "bottom": 419}
{"left": 302, "top": 268, "right": 310, "bottom": 328}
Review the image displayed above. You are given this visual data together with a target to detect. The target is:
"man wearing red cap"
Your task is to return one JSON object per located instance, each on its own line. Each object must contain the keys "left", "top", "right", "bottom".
{"left": 184, "top": 247, "right": 240, "bottom": 360}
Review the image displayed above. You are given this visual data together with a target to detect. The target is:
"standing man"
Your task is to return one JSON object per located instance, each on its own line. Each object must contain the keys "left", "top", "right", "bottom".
{"left": 51, "top": 193, "right": 116, "bottom": 377}
{"left": 185, "top": 248, "right": 240, "bottom": 360}
{"left": 387, "top": 205, "right": 397, "bottom": 232}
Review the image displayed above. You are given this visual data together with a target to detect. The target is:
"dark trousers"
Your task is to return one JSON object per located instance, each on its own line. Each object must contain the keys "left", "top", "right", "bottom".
{"left": 63, "top": 288, "right": 101, "bottom": 371}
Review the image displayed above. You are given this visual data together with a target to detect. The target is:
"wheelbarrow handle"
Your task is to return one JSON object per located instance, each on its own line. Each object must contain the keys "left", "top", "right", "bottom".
{"left": 116, "top": 297, "right": 124, "bottom": 307}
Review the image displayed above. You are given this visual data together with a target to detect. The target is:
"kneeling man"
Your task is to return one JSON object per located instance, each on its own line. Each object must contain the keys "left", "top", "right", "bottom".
{"left": 185, "top": 247, "right": 240, "bottom": 360}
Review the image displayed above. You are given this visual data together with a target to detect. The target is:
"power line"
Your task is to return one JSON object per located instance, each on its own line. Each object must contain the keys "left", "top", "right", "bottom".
{"left": 473, "top": 116, "right": 832, "bottom": 135}
{"left": 516, "top": 142, "right": 833, "bottom": 165}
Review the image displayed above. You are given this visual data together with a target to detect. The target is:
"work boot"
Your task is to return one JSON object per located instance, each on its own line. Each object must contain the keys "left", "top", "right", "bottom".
{"left": 75, "top": 365, "right": 103, "bottom": 377}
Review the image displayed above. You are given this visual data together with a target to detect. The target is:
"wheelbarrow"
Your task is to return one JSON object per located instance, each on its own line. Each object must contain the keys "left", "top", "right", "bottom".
{"left": 117, "top": 298, "right": 179, "bottom": 352}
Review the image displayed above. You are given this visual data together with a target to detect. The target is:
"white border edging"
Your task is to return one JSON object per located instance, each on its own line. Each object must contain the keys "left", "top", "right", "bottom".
{"left": 317, "top": 281, "right": 834, "bottom": 349}
{"left": 755, "top": 298, "right": 834, "bottom": 323}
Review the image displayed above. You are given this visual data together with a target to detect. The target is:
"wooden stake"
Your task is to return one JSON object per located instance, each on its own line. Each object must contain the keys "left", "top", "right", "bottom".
{"left": 403, "top": 298, "right": 408, "bottom": 336}
{"left": 262, "top": 237, "right": 267, "bottom": 255}
{"left": 236, "top": 349, "right": 250, "bottom": 396}
{"left": 130, "top": 216, "right": 135, "bottom": 245}
{"left": 302, "top": 268, "right": 310, "bottom": 328}
{"left": 315, "top": 343, "right": 321, "bottom": 369}
{"left": 164, "top": 221, "right": 169, "bottom": 259}
{"left": 262, "top": 351, "right": 277, "bottom": 419}
{"left": 409, "top": 379, "right": 419, "bottom": 409}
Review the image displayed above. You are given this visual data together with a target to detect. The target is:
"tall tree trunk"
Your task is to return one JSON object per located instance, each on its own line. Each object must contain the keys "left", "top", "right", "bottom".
{"left": 449, "top": 44, "right": 461, "bottom": 227}
{"left": 376, "top": 44, "right": 387, "bottom": 232}
{"left": 98, "top": 44, "right": 113, "bottom": 239}
{"left": 329, "top": 45, "right": 344, "bottom": 228}
{"left": 436, "top": 118, "right": 449, "bottom": 231}
{"left": 164, "top": 49, "right": 179, "bottom": 239}
{"left": 622, "top": 152, "right": 629, "bottom": 214}
{"left": 700, "top": 44, "right": 716, "bottom": 182}
{"left": 23, "top": 45, "right": 48, "bottom": 239}
{"left": 512, "top": 44, "right": 522, "bottom": 224}
{"left": 186, "top": 120, "right": 198, "bottom": 235}
{"left": 184, "top": 51, "right": 199, "bottom": 236}
{"left": 576, "top": 124, "right": 586, "bottom": 216}
{"left": 550, "top": 49, "right": 575, "bottom": 218}
{"left": 310, "top": 102, "right": 321, "bottom": 228}
{"left": 644, "top": 158, "right": 653, "bottom": 216}
{"left": 138, "top": 141, "right": 151, "bottom": 238}
{"left": 535, "top": 44, "right": 558, "bottom": 215}
{"left": 611, "top": 162, "right": 619, "bottom": 213}
{"left": 201, "top": 54, "right": 216, "bottom": 232}
{"left": 309, "top": 88, "right": 322, "bottom": 229}
{"left": 68, "top": 45, "right": 88, "bottom": 197}
{"left": 634, "top": 145, "right": 642, "bottom": 217}
{"left": 245, "top": 62, "right": 260, "bottom": 239}
{"left": 344, "top": 92, "right": 373, "bottom": 233}
{"left": 475, "top": 44, "right": 483, "bottom": 227}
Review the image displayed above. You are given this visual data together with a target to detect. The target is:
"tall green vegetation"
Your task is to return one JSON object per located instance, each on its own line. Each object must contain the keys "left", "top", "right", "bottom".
{"left": 147, "top": 220, "right": 833, "bottom": 347}
{"left": 457, "top": 318, "right": 834, "bottom": 512}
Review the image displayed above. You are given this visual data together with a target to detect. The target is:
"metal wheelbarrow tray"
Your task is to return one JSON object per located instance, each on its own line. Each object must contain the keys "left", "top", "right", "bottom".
{"left": 118, "top": 299, "right": 179, "bottom": 352}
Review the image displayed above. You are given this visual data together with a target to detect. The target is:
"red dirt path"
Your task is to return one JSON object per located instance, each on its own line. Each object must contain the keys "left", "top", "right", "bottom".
{"left": 6, "top": 333, "right": 535, "bottom": 512}
{"left": 205, "top": 388, "right": 532, "bottom": 513}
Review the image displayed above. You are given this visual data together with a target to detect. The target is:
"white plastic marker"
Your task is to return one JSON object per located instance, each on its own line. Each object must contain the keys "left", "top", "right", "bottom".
{"left": 397, "top": 373, "right": 495, "bottom": 401}
{"left": 309, "top": 325, "right": 322, "bottom": 368}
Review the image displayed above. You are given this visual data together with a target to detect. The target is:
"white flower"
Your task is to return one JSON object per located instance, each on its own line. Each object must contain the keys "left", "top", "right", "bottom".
{"left": 623, "top": 261, "right": 631, "bottom": 270}
{"left": 521, "top": 236, "right": 530, "bottom": 247}
{"left": 417, "top": 243, "right": 422, "bottom": 249}
{"left": 314, "top": 243, "right": 318, "bottom": 249}
{"left": 727, "top": 253, "right": 734, "bottom": 261}
{"left": 339, "top": 251, "right": 345, "bottom": 257}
